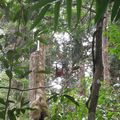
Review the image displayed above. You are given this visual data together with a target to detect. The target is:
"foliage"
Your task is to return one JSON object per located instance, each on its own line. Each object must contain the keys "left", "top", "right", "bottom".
{"left": 108, "top": 24, "right": 120, "bottom": 58}
{"left": 47, "top": 88, "right": 87, "bottom": 120}
{"left": 111, "top": 0, "right": 120, "bottom": 22}
{"left": 0, "top": 0, "right": 120, "bottom": 119}
{"left": 97, "top": 84, "right": 120, "bottom": 120}
{"left": 95, "top": 0, "right": 109, "bottom": 22}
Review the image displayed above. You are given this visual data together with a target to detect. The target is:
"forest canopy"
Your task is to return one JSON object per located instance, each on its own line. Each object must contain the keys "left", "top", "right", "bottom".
{"left": 0, "top": 0, "right": 120, "bottom": 120}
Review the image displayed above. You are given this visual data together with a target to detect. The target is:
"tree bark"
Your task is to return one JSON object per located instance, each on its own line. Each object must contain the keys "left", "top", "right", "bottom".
{"left": 77, "top": 64, "right": 85, "bottom": 96}
{"left": 88, "top": 19, "right": 103, "bottom": 120}
{"left": 102, "top": 12, "right": 110, "bottom": 85}
{"left": 29, "top": 44, "right": 48, "bottom": 120}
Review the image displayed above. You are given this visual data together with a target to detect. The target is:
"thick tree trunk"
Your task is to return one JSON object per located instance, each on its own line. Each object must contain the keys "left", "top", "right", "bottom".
{"left": 102, "top": 12, "right": 110, "bottom": 85}
{"left": 88, "top": 20, "right": 103, "bottom": 120}
{"left": 29, "top": 44, "right": 48, "bottom": 120}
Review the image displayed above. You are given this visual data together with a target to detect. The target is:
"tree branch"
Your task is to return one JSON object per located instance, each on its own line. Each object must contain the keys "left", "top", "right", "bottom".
{"left": 0, "top": 86, "right": 53, "bottom": 92}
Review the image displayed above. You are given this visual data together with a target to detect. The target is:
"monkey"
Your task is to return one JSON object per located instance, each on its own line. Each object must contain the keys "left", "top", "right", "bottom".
{"left": 55, "top": 63, "right": 64, "bottom": 77}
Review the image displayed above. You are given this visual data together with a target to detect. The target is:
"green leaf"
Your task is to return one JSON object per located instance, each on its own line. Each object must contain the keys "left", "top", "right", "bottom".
{"left": 30, "top": 4, "right": 51, "bottom": 30}
{"left": 0, "top": 97, "right": 5, "bottom": 105}
{"left": 111, "top": 0, "right": 120, "bottom": 21}
{"left": 21, "top": 109, "right": 25, "bottom": 114}
{"left": 23, "top": 8, "right": 29, "bottom": 25}
{"left": 15, "top": 31, "right": 22, "bottom": 37}
{"left": 0, "top": 107, "right": 5, "bottom": 109}
{"left": 0, "top": 0, "right": 6, "bottom": 8}
{"left": 19, "top": 70, "right": 32, "bottom": 79}
{"left": 0, "top": 111, "right": 5, "bottom": 119}
{"left": 4, "top": 61, "right": 9, "bottom": 68}
{"left": 0, "top": 44, "right": 2, "bottom": 50}
{"left": 66, "top": 0, "right": 72, "bottom": 28}
{"left": 13, "top": 67, "right": 23, "bottom": 75}
{"left": 31, "top": 0, "right": 58, "bottom": 10}
{"left": 34, "top": 29, "right": 48, "bottom": 38}
{"left": 95, "top": 0, "right": 109, "bottom": 23}
{"left": 8, "top": 110, "right": 16, "bottom": 120}
{"left": 60, "top": 95, "right": 64, "bottom": 103}
{"left": 0, "top": 57, "right": 9, "bottom": 68}
{"left": 63, "top": 94, "right": 79, "bottom": 106}
{"left": 22, "top": 100, "right": 29, "bottom": 106}
{"left": 54, "top": 1, "right": 61, "bottom": 31}
{"left": 39, "top": 39, "right": 48, "bottom": 45}
{"left": 114, "top": 8, "right": 120, "bottom": 22}
{"left": 6, "top": 70, "right": 13, "bottom": 79}
{"left": 6, "top": 50, "right": 14, "bottom": 61}
{"left": 76, "top": 0, "right": 82, "bottom": 24}
{"left": 0, "top": 35, "right": 4, "bottom": 39}
{"left": 13, "top": 66, "right": 28, "bottom": 76}
{"left": 0, "top": 11, "right": 3, "bottom": 19}
{"left": 13, "top": 9, "right": 21, "bottom": 22}
{"left": 47, "top": 93, "right": 59, "bottom": 102}
{"left": 6, "top": 50, "right": 19, "bottom": 62}
{"left": 15, "top": 108, "right": 20, "bottom": 117}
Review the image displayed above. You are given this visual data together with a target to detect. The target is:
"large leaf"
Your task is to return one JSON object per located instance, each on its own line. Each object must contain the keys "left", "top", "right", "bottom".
{"left": 54, "top": 1, "right": 61, "bottom": 31}
{"left": 63, "top": 94, "right": 79, "bottom": 106}
{"left": 31, "top": 0, "right": 58, "bottom": 10}
{"left": 66, "top": 0, "right": 72, "bottom": 28}
{"left": 95, "top": 0, "right": 109, "bottom": 23}
{"left": 111, "top": 0, "right": 120, "bottom": 21}
{"left": 30, "top": 4, "right": 50, "bottom": 30}
{"left": 76, "top": 0, "right": 82, "bottom": 24}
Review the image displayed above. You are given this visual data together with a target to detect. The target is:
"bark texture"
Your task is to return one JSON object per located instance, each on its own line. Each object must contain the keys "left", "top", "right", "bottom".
{"left": 102, "top": 12, "right": 110, "bottom": 85}
{"left": 29, "top": 44, "right": 48, "bottom": 120}
{"left": 88, "top": 20, "right": 103, "bottom": 120}
{"left": 77, "top": 64, "right": 85, "bottom": 95}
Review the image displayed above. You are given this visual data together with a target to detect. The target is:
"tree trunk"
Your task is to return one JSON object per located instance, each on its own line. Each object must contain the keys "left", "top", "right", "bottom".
{"left": 88, "top": 19, "right": 103, "bottom": 120}
{"left": 29, "top": 44, "right": 48, "bottom": 120}
{"left": 77, "top": 64, "right": 85, "bottom": 96}
{"left": 102, "top": 12, "right": 110, "bottom": 85}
